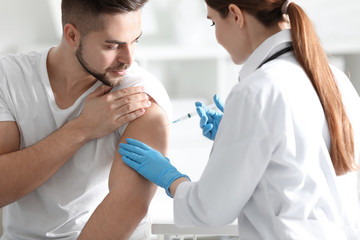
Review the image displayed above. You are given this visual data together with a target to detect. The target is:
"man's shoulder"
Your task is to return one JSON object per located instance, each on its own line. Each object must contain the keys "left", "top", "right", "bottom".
{"left": 123, "top": 62, "right": 159, "bottom": 86}
{"left": 0, "top": 50, "right": 43, "bottom": 66}
{"left": 0, "top": 50, "right": 44, "bottom": 80}
{"left": 118, "top": 62, "right": 172, "bottom": 119}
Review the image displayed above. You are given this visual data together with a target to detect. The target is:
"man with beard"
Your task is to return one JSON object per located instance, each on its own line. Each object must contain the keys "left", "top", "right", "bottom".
{"left": 0, "top": 0, "right": 171, "bottom": 239}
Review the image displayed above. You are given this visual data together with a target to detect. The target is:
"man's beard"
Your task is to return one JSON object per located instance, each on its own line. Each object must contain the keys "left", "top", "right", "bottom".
{"left": 75, "top": 41, "right": 130, "bottom": 87}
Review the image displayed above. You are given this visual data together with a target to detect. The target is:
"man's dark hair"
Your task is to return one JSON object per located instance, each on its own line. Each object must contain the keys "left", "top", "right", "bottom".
{"left": 61, "top": 0, "right": 148, "bottom": 35}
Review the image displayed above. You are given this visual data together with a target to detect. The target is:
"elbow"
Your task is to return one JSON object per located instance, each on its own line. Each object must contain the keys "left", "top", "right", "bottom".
{"left": 174, "top": 207, "right": 236, "bottom": 228}
{"left": 199, "top": 210, "right": 236, "bottom": 227}
{"left": 205, "top": 213, "right": 237, "bottom": 226}
{"left": 174, "top": 185, "right": 238, "bottom": 227}
{"left": 124, "top": 193, "right": 150, "bottom": 220}
{"left": 135, "top": 201, "right": 150, "bottom": 220}
{"left": 199, "top": 201, "right": 239, "bottom": 226}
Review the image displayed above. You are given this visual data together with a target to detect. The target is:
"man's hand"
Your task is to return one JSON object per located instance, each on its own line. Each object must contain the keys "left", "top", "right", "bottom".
{"left": 76, "top": 85, "right": 151, "bottom": 140}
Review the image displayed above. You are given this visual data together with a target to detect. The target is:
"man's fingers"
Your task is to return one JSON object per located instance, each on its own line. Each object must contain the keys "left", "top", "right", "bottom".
{"left": 89, "top": 85, "right": 113, "bottom": 98}
{"left": 111, "top": 86, "right": 145, "bottom": 100}
{"left": 106, "top": 91, "right": 150, "bottom": 112}
{"left": 115, "top": 108, "right": 146, "bottom": 126}
{"left": 117, "top": 92, "right": 150, "bottom": 106}
{"left": 112, "top": 99, "right": 152, "bottom": 127}
{"left": 115, "top": 99, "right": 151, "bottom": 115}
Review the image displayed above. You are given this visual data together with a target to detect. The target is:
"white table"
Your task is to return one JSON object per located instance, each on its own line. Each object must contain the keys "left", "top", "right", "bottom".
{"left": 149, "top": 188, "right": 238, "bottom": 240}
{"left": 151, "top": 223, "right": 238, "bottom": 240}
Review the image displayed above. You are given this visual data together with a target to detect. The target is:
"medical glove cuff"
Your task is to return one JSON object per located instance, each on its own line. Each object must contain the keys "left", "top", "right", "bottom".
{"left": 164, "top": 172, "right": 191, "bottom": 198}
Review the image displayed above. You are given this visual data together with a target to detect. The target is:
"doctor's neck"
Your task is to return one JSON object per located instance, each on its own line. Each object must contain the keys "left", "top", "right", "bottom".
{"left": 246, "top": 12, "right": 290, "bottom": 54}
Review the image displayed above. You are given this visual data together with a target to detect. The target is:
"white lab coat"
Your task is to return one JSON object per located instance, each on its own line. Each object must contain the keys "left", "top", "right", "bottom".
{"left": 173, "top": 30, "right": 360, "bottom": 239}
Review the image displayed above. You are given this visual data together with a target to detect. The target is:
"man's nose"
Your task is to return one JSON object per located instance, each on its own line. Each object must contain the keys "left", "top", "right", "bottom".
{"left": 117, "top": 44, "right": 133, "bottom": 65}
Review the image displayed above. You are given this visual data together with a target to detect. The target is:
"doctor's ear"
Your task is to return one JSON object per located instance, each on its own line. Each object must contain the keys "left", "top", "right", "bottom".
{"left": 228, "top": 4, "right": 245, "bottom": 29}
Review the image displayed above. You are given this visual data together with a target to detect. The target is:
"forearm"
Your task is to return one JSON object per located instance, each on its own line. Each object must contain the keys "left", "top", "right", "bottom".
{"left": 79, "top": 184, "right": 155, "bottom": 240}
{"left": 0, "top": 119, "right": 88, "bottom": 207}
{"left": 80, "top": 148, "right": 158, "bottom": 239}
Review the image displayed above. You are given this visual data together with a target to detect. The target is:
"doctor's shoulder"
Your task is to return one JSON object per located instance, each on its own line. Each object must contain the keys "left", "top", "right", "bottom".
{"left": 329, "top": 64, "right": 359, "bottom": 97}
{"left": 329, "top": 64, "right": 360, "bottom": 125}
{"left": 233, "top": 60, "right": 299, "bottom": 97}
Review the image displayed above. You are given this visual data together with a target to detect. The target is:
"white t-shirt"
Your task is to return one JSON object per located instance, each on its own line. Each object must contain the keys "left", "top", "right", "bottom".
{"left": 0, "top": 48, "right": 172, "bottom": 239}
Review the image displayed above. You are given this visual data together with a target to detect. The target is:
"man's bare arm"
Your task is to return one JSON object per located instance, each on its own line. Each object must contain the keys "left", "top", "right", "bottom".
{"left": 79, "top": 100, "right": 169, "bottom": 239}
{"left": 0, "top": 86, "right": 149, "bottom": 207}
{"left": 0, "top": 119, "right": 89, "bottom": 207}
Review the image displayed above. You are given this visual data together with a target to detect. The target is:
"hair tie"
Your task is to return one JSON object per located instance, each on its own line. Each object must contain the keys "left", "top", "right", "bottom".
{"left": 281, "top": 0, "right": 293, "bottom": 14}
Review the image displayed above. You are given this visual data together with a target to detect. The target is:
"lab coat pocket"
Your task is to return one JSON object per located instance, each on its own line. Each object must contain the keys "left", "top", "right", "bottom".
{"left": 272, "top": 216, "right": 358, "bottom": 240}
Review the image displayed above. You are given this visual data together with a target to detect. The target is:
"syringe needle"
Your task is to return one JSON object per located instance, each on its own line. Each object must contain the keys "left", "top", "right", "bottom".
{"left": 172, "top": 112, "right": 197, "bottom": 124}
{"left": 170, "top": 103, "right": 216, "bottom": 124}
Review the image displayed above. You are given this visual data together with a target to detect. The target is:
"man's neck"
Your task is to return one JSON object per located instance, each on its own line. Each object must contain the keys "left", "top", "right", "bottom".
{"left": 46, "top": 42, "right": 97, "bottom": 109}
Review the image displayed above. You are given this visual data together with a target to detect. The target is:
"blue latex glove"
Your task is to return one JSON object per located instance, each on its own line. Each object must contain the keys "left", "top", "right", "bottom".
{"left": 195, "top": 94, "right": 224, "bottom": 140}
{"left": 119, "top": 138, "right": 190, "bottom": 198}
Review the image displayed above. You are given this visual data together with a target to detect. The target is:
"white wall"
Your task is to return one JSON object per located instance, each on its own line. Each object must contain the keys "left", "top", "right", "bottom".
{"left": 0, "top": 0, "right": 359, "bottom": 94}
{"left": 142, "top": 0, "right": 360, "bottom": 54}
{"left": 300, "top": 0, "right": 360, "bottom": 55}
{"left": 344, "top": 55, "right": 360, "bottom": 92}
{"left": 0, "top": 0, "right": 61, "bottom": 54}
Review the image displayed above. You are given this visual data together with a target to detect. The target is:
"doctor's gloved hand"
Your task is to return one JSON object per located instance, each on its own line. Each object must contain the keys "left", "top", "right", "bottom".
{"left": 195, "top": 94, "right": 224, "bottom": 140}
{"left": 119, "top": 138, "right": 190, "bottom": 198}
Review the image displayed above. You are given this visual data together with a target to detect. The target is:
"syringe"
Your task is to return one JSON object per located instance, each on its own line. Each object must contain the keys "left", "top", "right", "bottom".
{"left": 171, "top": 103, "right": 216, "bottom": 124}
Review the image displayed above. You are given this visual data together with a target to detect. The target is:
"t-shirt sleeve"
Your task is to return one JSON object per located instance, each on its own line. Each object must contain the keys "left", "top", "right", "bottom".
{"left": 0, "top": 74, "right": 15, "bottom": 122}
{"left": 115, "top": 62, "right": 172, "bottom": 136}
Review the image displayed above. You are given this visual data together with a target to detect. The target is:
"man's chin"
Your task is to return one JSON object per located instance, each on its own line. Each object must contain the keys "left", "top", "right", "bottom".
{"left": 102, "top": 77, "right": 123, "bottom": 87}
{"left": 96, "top": 71, "right": 123, "bottom": 86}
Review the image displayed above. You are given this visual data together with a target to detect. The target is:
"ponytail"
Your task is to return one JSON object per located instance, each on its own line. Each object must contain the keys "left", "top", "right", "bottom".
{"left": 287, "top": 3, "right": 357, "bottom": 175}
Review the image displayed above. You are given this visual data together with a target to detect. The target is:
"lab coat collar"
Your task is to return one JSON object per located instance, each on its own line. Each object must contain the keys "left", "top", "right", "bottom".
{"left": 238, "top": 29, "right": 292, "bottom": 81}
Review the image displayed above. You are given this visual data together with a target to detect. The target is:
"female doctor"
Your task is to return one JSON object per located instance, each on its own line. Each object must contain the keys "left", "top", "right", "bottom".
{"left": 119, "top": 0, "right": 360, "bottom": 239}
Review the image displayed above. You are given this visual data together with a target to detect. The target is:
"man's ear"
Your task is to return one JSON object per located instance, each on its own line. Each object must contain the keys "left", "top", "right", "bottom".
{"left": 63, "top": 23, "right": 81, "bottom": 48}
{"left": 228, "top": 4, "right": 245, "bottom": 29}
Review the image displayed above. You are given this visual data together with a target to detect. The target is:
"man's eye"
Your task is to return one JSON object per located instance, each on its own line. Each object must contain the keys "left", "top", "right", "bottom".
{"left": 108, "top": 45, "right": 118, "bottom": 50}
